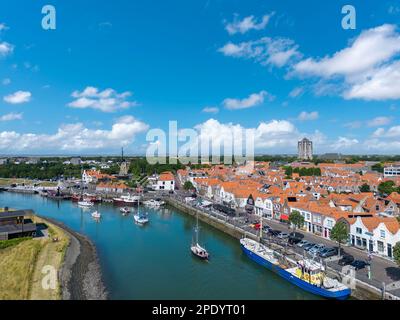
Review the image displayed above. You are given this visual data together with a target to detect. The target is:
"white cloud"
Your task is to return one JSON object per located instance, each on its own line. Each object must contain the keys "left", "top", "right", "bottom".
{"left": 0, "top": 112, "right": 23, "bottom": 121}
{"left": 223, "top": 90, "right": 272, "bottom": 110}
{"left": 0, "top": 23, "right": 9, "bottom": 32}
{"left": 0, "top": 42, "right": 13, "bottom": 56}
{"left": 372, "top": 125, "right": 400, "bottom": 138}
{"left": 293, "top": 24, "right": 400, "bottom": 101}
{"left": 2, "top": 78, "right": 11, "bottom": 85}
{"left": 68, "top": 86, "right": 138, "bottom": 112}
{"left": 366, "top": 116, "right": 392, "bottom": 127}
{"left": 289, "top": 87, "right": 304, "bottom": 98}
{"left": 225, "top": 13, "right": 274, "bottom": 35}
{"left": 297, "top": 111, "right": 319, "bottom": 121}
{"left": 331, "top": 137, "right": 359, "bottom": 150}
{"left": 3, "top": 91, "right": 31, "bottom": 104}
{"left": 219, "top": 37, "right": 301, "bottom": 67}
{"left": 202, "top": 107, "right": 219, "bottom": 114}
{"left": 344, "top": 60, "right": 400, "bottom": 100}
{"left": 294, "top": 25, "right": 400, "bottom": 77}
{"left": 190, "top": 118, "right": 324, "bottom": 154}
{"left": 0, "top": 116, "right": 149, "bottom": 152}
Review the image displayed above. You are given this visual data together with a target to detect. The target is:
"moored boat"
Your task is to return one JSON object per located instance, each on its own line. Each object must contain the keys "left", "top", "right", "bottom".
{"left": 143, "top": 199, "right": 165, "bottom": 207}
{"left": 134, "top": 212, "right": 149, "bottom": 225}
{"left": 91, "top": 211, "right": 101, "bottom": 219}
{"left": 240, "top": 237, "right": 351, "bottom": 300}
{"left": 113, "top": 194, "right": 141, "bottom": 206}
{"left": 78, "top": 200, "right": 94, "bottom": 207}
{"left": 190, "top": 212, "right": 209, "bottom": 260}
{"left": 120, "top": 207, "right": 131, "bottom": 215}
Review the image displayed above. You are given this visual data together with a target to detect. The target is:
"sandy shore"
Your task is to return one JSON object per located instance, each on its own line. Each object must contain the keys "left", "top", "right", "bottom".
{"left": 39, "top": 217, "right": 108, "bottom": 300}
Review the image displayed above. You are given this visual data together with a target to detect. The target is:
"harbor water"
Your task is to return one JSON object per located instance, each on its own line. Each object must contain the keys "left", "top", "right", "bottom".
{"left": 0, "top": 192, "right": 319, "bottom": 300}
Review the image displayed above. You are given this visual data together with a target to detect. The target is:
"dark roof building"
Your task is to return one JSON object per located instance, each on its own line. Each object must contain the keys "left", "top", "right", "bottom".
{"left": 0, "top": 209, "right": 37, "bottom": 240}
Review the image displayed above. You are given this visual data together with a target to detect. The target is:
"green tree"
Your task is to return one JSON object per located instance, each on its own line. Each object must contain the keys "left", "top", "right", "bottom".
{"left": 378, "top": 181, "right": 396, "bottom": 195}
{"left": 394, "top": 242, "right": 400, "bottom": 266}
{"left": 284, "top": 166, "right": 293, "bottom": 177}
{"left": 289, "top": 210, "right": 305, "bottom": 233}
{"left": 183, "top": 181, "right": 195, "bottom": 191}
{"left": 330, "top": 222, "right": 349, "bottom": 257}
{"left": 360, "top": 183, "right": 371, "bottom": 193}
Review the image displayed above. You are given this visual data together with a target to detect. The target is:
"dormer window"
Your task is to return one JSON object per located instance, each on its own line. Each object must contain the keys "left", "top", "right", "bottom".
{"left": 380, "top": 230, "right": 385, "bottom": 239}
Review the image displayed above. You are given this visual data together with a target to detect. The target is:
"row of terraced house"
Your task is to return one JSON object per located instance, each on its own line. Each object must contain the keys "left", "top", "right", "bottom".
{"left": 176, "top": 161, "right": 400, "bottom": 260}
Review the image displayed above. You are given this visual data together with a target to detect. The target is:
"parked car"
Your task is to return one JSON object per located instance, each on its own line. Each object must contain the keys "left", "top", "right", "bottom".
{"left": 351, "top": 260, "right": 369, "bottom": 270}
{"left": 308, "top": 244, "right": 325, "bottom": 255}
{"left": 270, "top": 230, "right": 282, "bottom": 237}
{"left": 277, "top": 232, "right": 289, "bottom": 240}
{"left": 263, "top": 225, "right": 272, "bottom": 232}
{"left": 338, "top": 254, "right": 355, "bottom": 266}
{"left": 302, "top": 242, "right": 316, "bottom": 251}
{"left": 319, "top": 247, "right": 338, "bottom": 258}
{"left": 288, "top": 235, "right": 303, "bottom": 245}
{"left": 297, "top": 240, "right": 310, "bottom": 248}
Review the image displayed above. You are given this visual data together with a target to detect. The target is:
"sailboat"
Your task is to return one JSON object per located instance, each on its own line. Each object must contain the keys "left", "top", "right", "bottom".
{"left": 133, "top": 199, "right": 149, "bottom": 225}
{"left": 190, "top": 213, "right": 209, "bottom": 260}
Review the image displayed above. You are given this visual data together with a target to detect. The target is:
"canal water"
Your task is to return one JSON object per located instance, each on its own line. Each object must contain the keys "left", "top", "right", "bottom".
{"left": 0, "top": 192, "right": 318, "bottom": 300}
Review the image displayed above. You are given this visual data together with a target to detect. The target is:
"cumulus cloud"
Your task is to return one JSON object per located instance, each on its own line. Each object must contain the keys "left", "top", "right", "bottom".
{"left": 225, "top": 13, "right": 274, "bottom": 35}
{"left": 331, "top": 137, "right": 359, "bottom": 150}
{"left": 297, "top": 111, "right": 319, "bottom": 121}
{"left": 0, "top": 116, "right": 149, "bottom": 152}
{"left": 0, "top": 23, "right": 9, "bottom": 32}
{"left": 202, "top": 107, "right": 219, "bottom": 114}
{"left": 219, "top": 37, "right": 301, "bottom": 68}
{"left": 3, "top": 91, "right": 31, "bottom": 104}
{"left": 0, "top": 112, "right": 23, "bottom": 121}
{"left": 223, "top": 90, "right": 272, "bottom": 110}
{"left": 68, "top": 86, "right": 138, "bottom": 112}
{"left": 182, "top": 118, "right": 324, "bottom": 154}
{"left": 293, "top": 24, "right": 400, "bottom": 101}
{"left": 0, "top": 42, "right": 13, "bottom": 57}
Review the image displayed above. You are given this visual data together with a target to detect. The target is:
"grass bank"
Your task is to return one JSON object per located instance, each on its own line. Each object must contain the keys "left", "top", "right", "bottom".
{"left": 0, "top": 217, "right": 69, "bottom": 300}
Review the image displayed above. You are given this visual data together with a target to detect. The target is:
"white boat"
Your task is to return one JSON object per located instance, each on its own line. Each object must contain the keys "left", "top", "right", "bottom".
{"left": 120, "top": 207, "right": 131, "bottom": 215}
{"left": 191, "top": 213, "right": 209, "bottom": 260}
{"left": 134, "top": 212, "right": 149, "bottom": 225}
{"left": 78, "top": 201, "right": 94, "bottom": 207}
{"left": 91, "top": 211, "right": 101, "bottom": 219}
{"left": 133, "top": 201, "right": 149, "bottom": 225}
{"left": 143, "top": 199, "right": 165, "bottom": 207}
{"left": 113, "top": 194, "right": 141, "bottom": 205}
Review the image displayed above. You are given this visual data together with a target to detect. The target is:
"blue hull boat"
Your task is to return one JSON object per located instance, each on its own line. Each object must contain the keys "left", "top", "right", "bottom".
{"left": 240, "top": 240, "right": 351, "bottom": 300}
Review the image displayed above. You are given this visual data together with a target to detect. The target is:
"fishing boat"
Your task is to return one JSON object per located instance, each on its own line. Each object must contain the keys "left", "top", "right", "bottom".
{"left": 91, "top": 211, "right": 101, "bottom": 219}
{"left": 113, "top": 194, "right": 141, "bottom": 206}
{"left": 240, "top": 238, "right": 350, "bottom": 299}
{"left": 78, "top": 200, "right": 94, "bottom": 207}
{"left": 120, "top": 207, "right": 131, "bottom": 215}
{"left": 190, "top": 213, "right": 209, "bottom": 260}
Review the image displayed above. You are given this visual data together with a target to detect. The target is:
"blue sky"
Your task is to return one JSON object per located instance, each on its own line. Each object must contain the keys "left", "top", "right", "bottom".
{"left": 0, "top": 0, "right": 399, "bottom": 155}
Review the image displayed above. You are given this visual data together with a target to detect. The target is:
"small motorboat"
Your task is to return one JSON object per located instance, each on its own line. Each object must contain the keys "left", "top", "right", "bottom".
{"left": 120, "top": 207, "right": 131, "bottom": 215}
{"left": 91, "top": 211, "right": 101, "bottom": 219}
{"left": 78, "top": 201, "right": 94, "bottom": 207}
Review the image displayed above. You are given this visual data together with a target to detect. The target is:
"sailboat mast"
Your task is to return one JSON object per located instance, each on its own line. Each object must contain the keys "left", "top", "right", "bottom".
{"left": 259, "top": 213, "right": 263, "bottom": 241}
{"left": 196, "top": 213, "right": 199, "bottom": 244}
